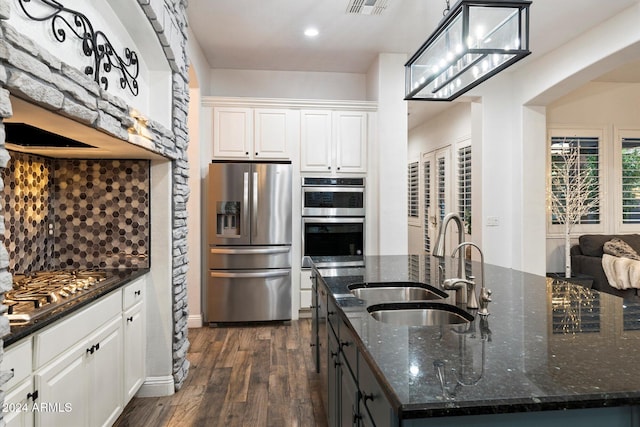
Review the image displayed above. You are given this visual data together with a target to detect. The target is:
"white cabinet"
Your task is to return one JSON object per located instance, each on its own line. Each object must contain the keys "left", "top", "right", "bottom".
{"left": 3, "top": 339, "right": 35, "bottom": 427}
{"left": 301, "top": 110, "right": 367, "bottom": 173}
{"left": 123, "top": 277, "right": 146, "bottom": 402}
{"left": 2, "top": 275, "right": 148, "bottom": 427}
{"left": 213, "top": 107, "right": 294, "bottom": 160}
{"left": 35, "top": 316, "right": 123, "bottom": 427}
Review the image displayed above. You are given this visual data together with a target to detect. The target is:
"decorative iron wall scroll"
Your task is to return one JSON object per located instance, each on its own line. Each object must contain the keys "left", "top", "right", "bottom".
{"left": 17, "top": 0, "right": 140, "bottom": 96}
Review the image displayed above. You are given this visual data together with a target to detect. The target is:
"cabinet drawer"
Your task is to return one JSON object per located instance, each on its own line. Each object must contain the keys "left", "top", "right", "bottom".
{"left": 123, "top": 277, "right": 145, "bottom": 309}
{"left": 34, "top": 291, "right": 121, "bottom": 368}
{"left": 3, "top": 338, "right": 32, "bottom": 390}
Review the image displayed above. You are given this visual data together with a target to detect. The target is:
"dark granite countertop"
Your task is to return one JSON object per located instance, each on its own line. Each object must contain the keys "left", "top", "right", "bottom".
{"left": 312, "top": 255, "right": 640, "bottom": 419}
{"left": 3, "top": 268, "right": 149, "bottom": 347}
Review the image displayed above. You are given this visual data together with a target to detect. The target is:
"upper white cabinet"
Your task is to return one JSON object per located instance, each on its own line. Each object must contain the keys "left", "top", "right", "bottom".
{"left": 301, "top": 110, "right": 367, "bottom": 173}
{"left": 213, "top": 107, "right": 295, "bottom": 160}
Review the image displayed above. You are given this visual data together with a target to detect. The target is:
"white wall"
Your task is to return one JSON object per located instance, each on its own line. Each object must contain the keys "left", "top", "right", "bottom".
{"left": 367, "top": 53, "right": 408, "bottom": 255}
{"left": 209, "top": 69, "right": 367, "bottom": 100}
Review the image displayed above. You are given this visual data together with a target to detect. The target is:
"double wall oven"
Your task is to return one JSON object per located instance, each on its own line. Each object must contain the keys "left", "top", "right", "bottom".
{"left": 302, "top": 177, "right": 365, "bottom": 268}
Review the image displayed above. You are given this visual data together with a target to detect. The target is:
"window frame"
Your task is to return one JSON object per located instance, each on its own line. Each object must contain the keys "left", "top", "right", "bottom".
{"left": 546, "top": 127, "right": 606, "bottom": 236}
{"left": 614, "top": 127, "right": 640, "bottom": 233}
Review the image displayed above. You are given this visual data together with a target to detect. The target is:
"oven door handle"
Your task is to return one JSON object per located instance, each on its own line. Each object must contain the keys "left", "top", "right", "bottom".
{"left": 302, "top": 217, "right": 365, "bottom": 224}
{"left": 302, "top": 186, "right": 364, "bottom": 193}
{"left": 209, "top": 270, "right": 290, "bottom": 279}
{"left": 209, "top": 247, "right": 290, "bottom": 255}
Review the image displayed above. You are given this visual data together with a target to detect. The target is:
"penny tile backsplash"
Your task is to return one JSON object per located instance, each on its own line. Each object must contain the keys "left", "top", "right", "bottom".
{"left": 2, "top": 151, "right": 150, "bottom": 272}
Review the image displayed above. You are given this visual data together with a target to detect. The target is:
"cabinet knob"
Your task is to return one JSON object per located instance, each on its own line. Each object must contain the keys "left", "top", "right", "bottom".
{"left": 363, "top": 393, "right": 374, "bottom": 402}
{"left": 310, "top": 343, "right": 316, "bottom": 347}
{"left": 337, "top": 167, "right": 341, "bottom": 170}
{"left": 327, "top": 166, "right": 331, "bottom": 170}
{"left": 255, "top": 152, "right": 259, "bottom": 156}
{"left": 245, "top": 151, "right": 249, "bottom": 155}
{"left": 127, "top": 316, "right": 134, "bottom": 323}
{"left": 27, "top": 390, "right": 38, "bottom": 402}
{"left": 134, "top": 290, "right": 141, "bottom": 296}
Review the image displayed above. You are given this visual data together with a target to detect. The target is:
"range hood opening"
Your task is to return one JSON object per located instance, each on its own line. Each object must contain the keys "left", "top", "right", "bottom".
{"left": 5, "top": 122, "right": 96, "bottom": 149}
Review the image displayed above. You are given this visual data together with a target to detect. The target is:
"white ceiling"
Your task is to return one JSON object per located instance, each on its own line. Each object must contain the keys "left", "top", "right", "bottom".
{"left": 187, "top": 0, "right": 640, "bottom": 126}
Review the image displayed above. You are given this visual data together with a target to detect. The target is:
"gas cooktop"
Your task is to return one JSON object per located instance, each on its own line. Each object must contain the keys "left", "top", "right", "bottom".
{"left": 3, "top": 270, "right": 117, "bottom": 325}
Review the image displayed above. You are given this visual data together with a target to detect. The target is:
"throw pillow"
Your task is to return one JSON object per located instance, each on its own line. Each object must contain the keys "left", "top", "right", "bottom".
{"left": 603, "top": 238, "right": 640, "bottom": 260}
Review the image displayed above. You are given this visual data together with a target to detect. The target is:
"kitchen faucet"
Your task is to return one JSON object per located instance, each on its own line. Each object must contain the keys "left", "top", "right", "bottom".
{"left": 433, "top": 212, "right": 466, "bottom": 280}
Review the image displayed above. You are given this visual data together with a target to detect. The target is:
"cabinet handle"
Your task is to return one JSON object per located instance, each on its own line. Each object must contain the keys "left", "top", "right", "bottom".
{"left": 95, "top": 342, "right": 100, "bottom": 352}
{"left": 255, "top": 152, "right": 259, "bottom": 156}
{"left": 363, "top": 393, "right": 375, "bottom": 403}
{"left": 330, "top": 351, "right": 338, "bottom": 358}
{"left": 337, "top": 167, "right": 341, "bottom": 170}
{"left": 327, "top": 166, "right": 331, "bottom": 170}
{"left": 309, "top": 305, "right": 317, "bottom": 309}
{"left": 27, "top": 390, "right": 38, "bottom": 402}
{"left": 328, "top": 310, "right": 335, "bottom": 316}
{"left": 127, "top": 316, "right": 134, "bottom": 323}
{"left": 86, "top": 346, "right": 95, "bottom": 355}
{"left": 310, "top": 343, "right": 316, "bottom": 347}
{"left": 134, "top": 290, "right": 141, "bottom": 296}
{"left": 340, "top": 341, "right": 350, "bottom": 349}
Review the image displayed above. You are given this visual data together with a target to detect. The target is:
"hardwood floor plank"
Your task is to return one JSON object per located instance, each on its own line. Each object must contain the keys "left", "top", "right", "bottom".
{"left": 115, "top": 319, "right": 327, "bottom": 427}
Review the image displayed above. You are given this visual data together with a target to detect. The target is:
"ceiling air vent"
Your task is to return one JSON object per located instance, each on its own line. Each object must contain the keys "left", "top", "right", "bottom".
{"left": 346, "top": 0, "right": 390, "bottom": 15}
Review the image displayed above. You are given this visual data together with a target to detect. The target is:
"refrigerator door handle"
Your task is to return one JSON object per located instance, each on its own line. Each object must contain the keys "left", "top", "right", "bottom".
{"left": 243, "top": 172, "right": 250, "bottom": 236}
{"left": 209, "top": 269, "right": 290, "bottom": 279}
{"left": 252, "top": 171, "right": 259, "bottom": 239}
{"left": 209, "top": 247, "right": 290, "bottom": 255}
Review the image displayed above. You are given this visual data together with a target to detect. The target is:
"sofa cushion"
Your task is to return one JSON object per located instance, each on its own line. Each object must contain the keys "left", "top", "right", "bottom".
{"left": 579, "top": 234, "right": 640, "bottom": 257}
{"left": 579, "top": 234, "right": 616, "bottom": 257}
{"left": 603, "top": 238, "right": 640, "bottom": 260}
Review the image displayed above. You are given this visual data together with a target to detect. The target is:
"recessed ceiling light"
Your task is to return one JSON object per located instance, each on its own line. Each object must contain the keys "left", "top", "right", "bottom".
{"left": 304, "top": 27, "right": 319, "bottom": 37}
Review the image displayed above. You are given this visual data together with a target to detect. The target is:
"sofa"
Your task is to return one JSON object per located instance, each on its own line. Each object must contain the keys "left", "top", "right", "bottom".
{"left": 570, "top": 234, "right": 640, "bottom": 297}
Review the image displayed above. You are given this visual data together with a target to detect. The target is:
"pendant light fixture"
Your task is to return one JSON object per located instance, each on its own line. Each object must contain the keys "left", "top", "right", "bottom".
{"left": 405, "top": 0, "right": 531, "bottom": 101}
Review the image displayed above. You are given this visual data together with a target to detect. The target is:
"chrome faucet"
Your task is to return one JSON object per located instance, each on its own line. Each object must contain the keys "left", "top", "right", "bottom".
{"left": 432, "top": 212, "right": 466, "bottom": 280}
{"left": 451, "top": 242, "right": 491, "bottom": 316}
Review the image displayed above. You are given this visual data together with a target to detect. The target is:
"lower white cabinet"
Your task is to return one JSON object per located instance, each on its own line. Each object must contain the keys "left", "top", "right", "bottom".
{"left": 3, "top": 377, "right": 35, "bottom": 427}
{"left": 35, "top": 316, "right": 123, "bottom": 427}
{"left": 123, "top": 301, "right": 145, "bottom": 401}
{"left": 2, "top": 274, "right": 147, "bottom": 427}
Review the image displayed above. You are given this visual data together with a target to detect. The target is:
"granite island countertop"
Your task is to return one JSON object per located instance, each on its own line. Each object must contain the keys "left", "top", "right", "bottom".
{"left": 312, "top": 255, "right": 640, "bottom": 420}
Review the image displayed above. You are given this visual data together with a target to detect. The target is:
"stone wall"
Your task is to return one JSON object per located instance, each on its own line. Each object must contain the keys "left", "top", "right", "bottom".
{"left": 0, "top": 0, "right": 192, "bottom": 408}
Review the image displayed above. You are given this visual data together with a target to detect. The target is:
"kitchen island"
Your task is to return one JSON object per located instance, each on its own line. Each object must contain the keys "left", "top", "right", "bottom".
{"left": 311, "top": 255, "right": 640, "bottom": 427}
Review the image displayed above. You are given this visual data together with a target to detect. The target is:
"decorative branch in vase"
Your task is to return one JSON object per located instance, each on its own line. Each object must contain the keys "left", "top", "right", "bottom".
{"left": 549, "top": 140, "right": 599, "bottom": 278}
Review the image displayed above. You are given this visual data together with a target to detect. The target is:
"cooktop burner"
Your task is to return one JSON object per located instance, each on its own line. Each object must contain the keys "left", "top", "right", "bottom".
{"left": 3, "top": 270, "right": 115, "bottom": 325}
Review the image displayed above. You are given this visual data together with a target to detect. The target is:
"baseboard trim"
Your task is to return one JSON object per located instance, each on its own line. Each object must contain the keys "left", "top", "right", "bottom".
{"left": 136, "top": 376, "right": 175, "bottom": 397}
{"left": 188, "top": 314, "right": 203, "bottom": 328}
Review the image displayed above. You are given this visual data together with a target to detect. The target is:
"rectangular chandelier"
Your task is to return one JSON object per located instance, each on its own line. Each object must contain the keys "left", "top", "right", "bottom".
{"left": 405, "top": 0, "right": 531, "bottom": 101}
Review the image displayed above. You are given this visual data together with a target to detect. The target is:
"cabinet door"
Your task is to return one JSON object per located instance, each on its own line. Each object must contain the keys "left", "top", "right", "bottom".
{"left": 340, "top": 354, "right": 359, "bottom": 427}
{"left": 334, "top": 111, "right": 367, "bottom": 173}
{"left": 89, "top": 317, "right": 123, "bottom": 427}
{"left": 301, "top": 110, "right": 333, "bottom": 172}
{"left": 327, "top": 329, "right": 340, "bottom": 427}
{"left": 35, "top": 341, "right": 89, "bottom": 427}
{"left": 213, "top": 107, "right": 253, "bottom": 159}
{"left": 254, "top": 109, "right": 293, "bottom": 159}
{"left": 4, "top": 378, "right": 35, "bottom": 427}
{"left": 124, "top": 301, "right": 145, "bottom": 402}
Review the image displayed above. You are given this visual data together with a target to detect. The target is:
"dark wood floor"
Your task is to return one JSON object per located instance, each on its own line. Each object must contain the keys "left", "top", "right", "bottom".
{"left": 113, "top": 319, "right": 328, "bottom": 427}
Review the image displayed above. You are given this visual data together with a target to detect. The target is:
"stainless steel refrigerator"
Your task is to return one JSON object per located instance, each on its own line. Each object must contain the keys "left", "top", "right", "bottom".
{"left": 206, "top": 161, "right": 292, "bottom": 323}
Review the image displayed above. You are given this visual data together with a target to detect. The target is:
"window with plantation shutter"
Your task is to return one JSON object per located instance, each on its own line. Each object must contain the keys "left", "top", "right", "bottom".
{"left": 437, "top": 157, "right": 446, "bottom": 221}
{"left": 621, "top": 137, "right": 640, "bottom": 224}
{"left": 458, "top": 145, "right": 471, "bottom": 233}
{"left": 408, "top": 161, "right": 419, "bottom": 218}
{"left": 550, "top": 136, "right": 600, "bottom": 225}
{"left": 423, "top": 159, "right": 431, "bottom": 252}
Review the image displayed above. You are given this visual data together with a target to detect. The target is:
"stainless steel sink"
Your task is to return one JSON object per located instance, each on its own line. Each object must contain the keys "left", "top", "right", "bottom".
{"left": 348, "top": 282, "right": 447, "bottom": 303}
{"left": 367, "top": 302, "right": 474, "bottom": 326}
